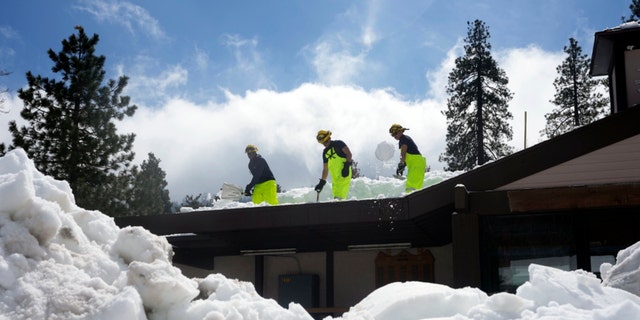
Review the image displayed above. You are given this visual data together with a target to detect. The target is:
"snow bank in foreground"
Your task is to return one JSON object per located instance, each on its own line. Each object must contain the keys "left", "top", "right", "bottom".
{"left": 0, "top": 149, "right": 311, "bottom": 320}
{"left": 1, "top": 147, "right": 640, "bottom": 320}
{"left": 333, "top": 262, "right": 640, "bottom": 320}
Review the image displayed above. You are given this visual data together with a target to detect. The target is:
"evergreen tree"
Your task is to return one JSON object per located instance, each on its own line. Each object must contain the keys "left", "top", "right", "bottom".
{"left": 351, "top": 160, "right": 361, "bottom": 178}
{"left": 0, "top": 69, "right": 9, "bottom": 114}
{"left": 440, "top": 20, "right": 514, "bottom": 171}
{"left": 542, "top": 38, "right": 608, "bottom": 139}
{"left": 130, "top": 153, "right": 172, "bottom": 216}
{"left": 181, "top": 194, "right": 205, "bottom": 209}
{"left": 0, "top": 69, "right": 8, "bottom": 155}
{"left": 622, "top": 0, "right": 640, "bottom": 22}
{"left": 7, "top": 26, "right": 137, "bottom": 216}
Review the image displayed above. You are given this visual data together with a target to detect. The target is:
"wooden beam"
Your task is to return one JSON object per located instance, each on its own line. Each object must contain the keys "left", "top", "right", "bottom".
{"left": 326, "top": 250, "right": 334, "bottom": 308}
{"left": 507, "top": 183, "right": 640, "bottom": 213}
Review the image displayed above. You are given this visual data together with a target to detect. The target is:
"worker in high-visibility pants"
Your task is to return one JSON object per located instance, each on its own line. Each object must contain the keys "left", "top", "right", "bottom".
{"left": 244, "top": 144, "right": 279, "bottom": 205}
{"left": 314, "top": 130, "right": 353, "bottom": 200}
{"left": 390, "top": 124, "right": 426, "bottom": 192}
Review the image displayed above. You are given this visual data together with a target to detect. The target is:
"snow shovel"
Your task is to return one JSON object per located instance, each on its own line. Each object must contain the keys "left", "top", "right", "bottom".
{"left": 220, "top": 182, "right": 243, "bottom": 201}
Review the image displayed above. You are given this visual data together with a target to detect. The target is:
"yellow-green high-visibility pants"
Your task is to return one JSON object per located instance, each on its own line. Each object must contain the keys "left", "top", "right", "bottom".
{"left": 328, "top": 158, "right": 351, "bottom": 199}
{"left": 405, "top": 153, "right": 426, "bottom": 191}
{"left": 252, "top": 180, "right": 279, "bottom": 205}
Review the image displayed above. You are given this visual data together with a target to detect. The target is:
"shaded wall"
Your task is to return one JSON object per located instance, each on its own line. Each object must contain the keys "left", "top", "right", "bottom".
{"left": 176, "top": 245, "right": 454, "bottom": 309}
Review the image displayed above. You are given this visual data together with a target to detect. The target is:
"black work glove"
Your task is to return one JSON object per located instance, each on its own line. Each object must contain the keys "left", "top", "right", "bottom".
{"left": 341, "top": 160, "right": 352, "bottom": 177}
{"left": 396, "top": 162, "right": 406, "bottom": 176}
{"left": 244, "top": 185, "right": 252, "bottom": 196}
{"left": 314, "top": 179, "right": 326, "bottom": 192}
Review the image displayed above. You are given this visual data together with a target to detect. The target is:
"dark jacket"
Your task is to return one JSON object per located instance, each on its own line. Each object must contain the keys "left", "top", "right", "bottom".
{"left": 399, "top": 135, "right": 421, "bottom": 155}
{"left": 247, "top": 154, "right": 276, "bottom": 190}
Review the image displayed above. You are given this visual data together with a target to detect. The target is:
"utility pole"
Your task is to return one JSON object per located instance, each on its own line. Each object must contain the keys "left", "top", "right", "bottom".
{"left": 524, "top": 111, "right": 528, "bottom": 149}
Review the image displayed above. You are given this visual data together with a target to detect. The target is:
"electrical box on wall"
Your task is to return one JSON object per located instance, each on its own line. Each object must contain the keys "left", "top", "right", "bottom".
{"left": 277, "top": 274, "right": 319, "bottom": 308}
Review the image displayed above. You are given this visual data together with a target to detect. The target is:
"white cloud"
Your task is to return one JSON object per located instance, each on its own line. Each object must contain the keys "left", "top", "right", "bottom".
{"left": 308, "top": 37, "right": 369, "bottom": 85}
{"left": 0, "top": 93, "right": 25, "bottom": 146}
{"left": 497, "top": 45, "right": 564, "bottom": 150}
{"left": 305, "top": 0, "right": 435, "bottom": 92}
{"left": 358, "top": 1, "right": 381, "bottom": 49}
{"left": 304, "top": 2, "right": 385, "bottom": 86}
{"left": 75, "top": 0, "right": 166, "bottom": 40}
{"left": 0, "top": 26, "right": 18, "bottom": 62}
{"left": 221, "top": 34, "right": 260, "bottom": 70}
{"left": 117, "top": 61, "right": 188, "bottom": 103}
{"left": 425, "top": 37, "right": 464, "bottom": 104}
{"left": 193, "top": 45, "right": 209, "bottom": 71}
{"left": 0, "top": 26, "right": 18, "bottom": 39}
{"left": 361, "top": 25, "right": 378, "bottom": 49}
{"left": 220, "top": 34, "right": 277, "bottom": 92}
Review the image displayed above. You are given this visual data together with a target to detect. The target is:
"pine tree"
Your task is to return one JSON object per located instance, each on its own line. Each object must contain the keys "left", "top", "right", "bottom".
{"left": 8, "top": 26, "right": 137, "bottom": 215}
{"left": 622, "top": 0, "right": 640, "bottom": 22}
{"left": 181, "top": 194, "right": 205, "bottom": 209}
{"left": 0, "top": 69, "right": 9, "bottom": 155}
{"left": 440, "top": 20, "right": 514, "bottom": 171}
{"left": 0, "top": 69, "right": 9, "bottom": 114}
{"left": 542, "top": 38, "right": 608, "bottom": 139}
{"left": 351, "top": 160, "right": 361, "bottom": 178}
{"left": 129, "top": 153, "right": 172, "bottom": 216}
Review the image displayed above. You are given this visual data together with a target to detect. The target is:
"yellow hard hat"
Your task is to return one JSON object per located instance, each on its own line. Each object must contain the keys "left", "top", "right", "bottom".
{"left": 389, "top": 124, "right": 407, "bottom": 135}
{"left": 245, "top": 144, "right": 258, "bottom": 153}
{"left": 316, "top": 130, "right": 332, "bottom": 144}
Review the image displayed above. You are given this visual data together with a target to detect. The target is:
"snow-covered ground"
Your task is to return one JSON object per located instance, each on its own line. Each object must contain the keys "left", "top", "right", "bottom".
{"left": 2, "top": 147, "right": 640, "bottom": 319}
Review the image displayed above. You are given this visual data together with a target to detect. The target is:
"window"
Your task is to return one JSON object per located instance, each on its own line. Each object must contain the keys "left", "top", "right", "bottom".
{"left": 375, "top": 249, "right": 434, "bottom": 287}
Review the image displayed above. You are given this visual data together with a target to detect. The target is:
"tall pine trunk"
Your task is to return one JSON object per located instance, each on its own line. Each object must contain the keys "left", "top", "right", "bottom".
{"left": 475, "top": 77, "right": 485, "bottom": 166}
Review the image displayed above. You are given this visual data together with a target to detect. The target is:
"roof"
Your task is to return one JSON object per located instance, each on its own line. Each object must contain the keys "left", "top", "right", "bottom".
{"left": 115, "top": 106, "right": 640, "bottom": 267}
{"left": 590, "top": 22, "right": 640, "bottom": 76}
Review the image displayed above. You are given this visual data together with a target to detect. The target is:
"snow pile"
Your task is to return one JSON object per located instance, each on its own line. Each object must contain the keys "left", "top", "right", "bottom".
{"left": 0, "top": 148, "right": 311, "bottom": 320}
{"left": 2, "top": 147, "right": 640, "bottom": 320}
{"left": 601, "top": 241, "right": 640, "bottom": 296}
{"left": 335, "top": 264, "right": 640, "bottom": 320}
{"left": 339, "top": 282, "right": 489, "bottom": 319}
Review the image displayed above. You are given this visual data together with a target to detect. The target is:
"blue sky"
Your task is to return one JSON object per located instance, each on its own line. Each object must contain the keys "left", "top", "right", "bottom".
{"left": 0, "top": 0, "right": 632, "bottom": 201}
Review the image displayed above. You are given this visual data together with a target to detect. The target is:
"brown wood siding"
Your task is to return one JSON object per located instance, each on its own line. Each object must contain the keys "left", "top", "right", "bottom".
{"left": 498, "top": 134, "right": 640, "bottom": 190}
